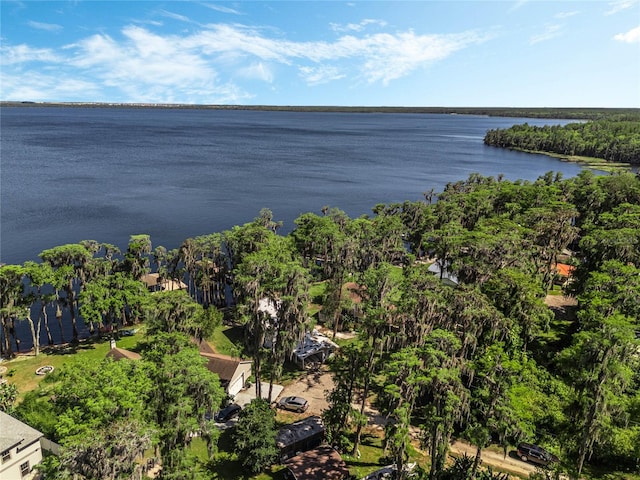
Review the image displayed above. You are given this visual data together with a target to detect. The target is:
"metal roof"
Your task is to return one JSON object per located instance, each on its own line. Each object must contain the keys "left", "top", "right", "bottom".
{"left": 276, "top": 415, "right": 324, "bottom": 449}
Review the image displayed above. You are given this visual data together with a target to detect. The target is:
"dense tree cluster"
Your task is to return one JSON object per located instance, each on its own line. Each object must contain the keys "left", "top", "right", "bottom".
{"left": 484, "top": 118, "right": 640, "bottom": 164}
{"left": 1, "top": 171, "right": 639, "bottom": 478}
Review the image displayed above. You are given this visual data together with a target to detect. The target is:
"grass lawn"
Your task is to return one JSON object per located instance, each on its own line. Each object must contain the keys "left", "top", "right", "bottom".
{"left": 3, "top": 332, "right": 141, "bottom": 401}
{"left": 210, "top": 324, "right": 245, "bottom": 357}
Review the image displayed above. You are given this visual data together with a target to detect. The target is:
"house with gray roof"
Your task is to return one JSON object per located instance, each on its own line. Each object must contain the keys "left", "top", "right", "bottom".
{"left": 0, "top": 411, "right": 44, "bottom": 480}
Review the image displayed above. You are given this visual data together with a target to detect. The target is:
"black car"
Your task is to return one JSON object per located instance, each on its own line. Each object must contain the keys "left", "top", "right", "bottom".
{"left": 214, "top": 403, "right": 242, "bottom": 422}
{"left": 516, "top": 443, "right": 558, "bottom": 466}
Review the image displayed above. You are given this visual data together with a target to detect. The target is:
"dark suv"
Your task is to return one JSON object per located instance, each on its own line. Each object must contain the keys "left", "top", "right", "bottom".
{"left": 516, "top": 443, "right": 558, "bottom": 466}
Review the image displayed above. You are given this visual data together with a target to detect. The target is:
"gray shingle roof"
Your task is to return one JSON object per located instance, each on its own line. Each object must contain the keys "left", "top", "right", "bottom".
{"left": 0, "top": 411, "right": 43, "bottom": 453}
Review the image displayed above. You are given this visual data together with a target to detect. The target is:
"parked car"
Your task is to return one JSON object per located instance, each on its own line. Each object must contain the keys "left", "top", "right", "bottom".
{"left": 277, "top": 396, "right": 309, "bottom": 413}
{"left": 516, "top": 443, "right": 558, "bottom": 466}
{"left": 214, "top": 403, "right": 242, "bottom": 422}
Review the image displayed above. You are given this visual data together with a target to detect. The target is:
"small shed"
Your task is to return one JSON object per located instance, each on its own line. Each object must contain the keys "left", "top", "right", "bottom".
{"left": 284, "top": 445, "right": 349, "bottom": 480}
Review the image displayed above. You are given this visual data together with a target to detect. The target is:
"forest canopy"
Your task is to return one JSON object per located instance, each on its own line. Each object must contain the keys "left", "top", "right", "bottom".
{"left": 484, "top": 116, "right": 640, "bottom": 164}
{"left": 1, "top": 170, "right": 639, "bottom": 479}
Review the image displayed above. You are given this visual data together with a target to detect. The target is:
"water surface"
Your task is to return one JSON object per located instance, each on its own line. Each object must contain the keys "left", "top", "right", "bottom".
{"left": 1, "top": 107, "right": 583, "bottom": 264}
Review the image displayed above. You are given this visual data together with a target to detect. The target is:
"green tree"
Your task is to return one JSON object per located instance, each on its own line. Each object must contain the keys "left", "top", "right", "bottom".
{"left": 143, "top": 332, "right": 225, "bottom": 473}
{"left": 40, "top": 243, "right": 93, "bottom": 341}
{"left": 23, "top": 261, "right": 57, "bottom": 350}
{"left": 0, "top": 264, "right": 27, "bottom": 356}
{"left": 0, "top": 382, "right": 18, "bottom": 412}
{"left": 59, "top": 419, "right": 153, "bottom": 480}
{"left": 559, "top": 261, "right": 640, "bottom": 477}
{"left": 232, "top": 398, "right": 278, "bottom": 474}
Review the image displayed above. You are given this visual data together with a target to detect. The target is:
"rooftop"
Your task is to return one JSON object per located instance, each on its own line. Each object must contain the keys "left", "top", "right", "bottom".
{"left": 276, "top": 416, "right": 324, "bottom": 449}
{"left": 0, "top": 411, "right": 43, "bottom": 453}
{"left": 284, "top": 445, "right": 349, "bottom": 480}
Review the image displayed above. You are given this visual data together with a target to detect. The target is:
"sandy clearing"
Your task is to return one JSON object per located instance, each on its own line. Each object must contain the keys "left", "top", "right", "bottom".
{"left": 279, "top": 370, "right": 538, "bottom": 477}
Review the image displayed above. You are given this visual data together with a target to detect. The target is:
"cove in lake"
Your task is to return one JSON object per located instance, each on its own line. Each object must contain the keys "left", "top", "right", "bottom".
{"left": 1, "top": 107, "right": 585, "bottom": 265}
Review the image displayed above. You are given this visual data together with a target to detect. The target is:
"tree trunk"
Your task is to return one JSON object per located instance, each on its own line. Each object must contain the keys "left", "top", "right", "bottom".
{"left": 429, "top": 424, "right": 441, "bottom": 480}
{"left": 471, "top": 445, "right": 482, "bottom": 480}
{"left": 42, "top": 302, "right": 53, "bottom": 345}
{"left": 27, "top": 315, "right": 39, "bottom": 356}
{"left": 56, "top": 303, "right": 65, "bottom": 344}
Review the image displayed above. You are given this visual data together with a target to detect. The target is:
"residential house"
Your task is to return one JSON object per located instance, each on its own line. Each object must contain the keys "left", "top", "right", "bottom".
{"left": 105, "top": 338, "right": 141, "bottom": 361}
{"left": 0, "top": 412, "right": 44, "bottom": 480}
{"left": 553, "top": 263, "right": 575, "bottom": 286}
{"left": 284, "top": 445, "right": 349, "bottom": 480}
{"left": 427, "top": 261, "right": 459, "bottom": 286}
{"left": 141, "top": 273, "right": 187, "bottom": 293}
{"left": 197, "top": 341, "right": 252, "bottom": 397}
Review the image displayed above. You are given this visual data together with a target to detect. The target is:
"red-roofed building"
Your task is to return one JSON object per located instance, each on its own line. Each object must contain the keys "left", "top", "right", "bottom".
{"left": 554, "top": 263, "right": 575, "bottom": 285}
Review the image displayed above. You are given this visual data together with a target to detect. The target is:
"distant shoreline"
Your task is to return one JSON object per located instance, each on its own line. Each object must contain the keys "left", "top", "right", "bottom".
{"left": 2, "top": 101, "right": 637, "bottom": 120}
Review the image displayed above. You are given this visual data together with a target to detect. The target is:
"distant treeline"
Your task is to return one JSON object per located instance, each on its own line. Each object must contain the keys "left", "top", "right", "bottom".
{"left": 2, "top": 101, "right": 638, "bottom": 120}
{"left": 484, "top": 117, "right": 640, "bottom": 164}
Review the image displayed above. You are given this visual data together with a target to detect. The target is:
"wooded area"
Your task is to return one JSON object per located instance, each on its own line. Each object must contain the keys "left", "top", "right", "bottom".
{"left": 1, "top": 170, "right": 639, "bottom": 479}
{"left": 484, "top": 116, "right": 640, "bottom": 164}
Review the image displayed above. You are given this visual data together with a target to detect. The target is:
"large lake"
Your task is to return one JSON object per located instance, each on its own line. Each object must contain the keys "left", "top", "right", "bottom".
{"left": 1, "top": 107, "right": 584, "bottom": 265}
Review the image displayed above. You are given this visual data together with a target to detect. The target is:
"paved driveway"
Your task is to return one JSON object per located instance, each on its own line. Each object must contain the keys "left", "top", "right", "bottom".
{"left": 234, "top": 381, "right": 284, "bottom": 407}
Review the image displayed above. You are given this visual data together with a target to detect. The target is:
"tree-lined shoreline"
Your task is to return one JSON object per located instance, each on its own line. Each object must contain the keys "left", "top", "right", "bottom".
{"left": 2, "top": 101, "right": 638, "bottom": 120}
{"left": 2, "top": 170, "right": 639, "bottom": 479}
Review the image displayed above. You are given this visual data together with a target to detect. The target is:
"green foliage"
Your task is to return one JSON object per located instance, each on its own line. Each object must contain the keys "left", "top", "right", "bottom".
{"left": 143, "top": 332, "right": 225, "bottom": 470}
{"left": 232, "top": 398, "right": 278, "bottom": 474}
{"left": 51, "top": 358, "right": 153, "bottom": 442}
{"left": 0, "top": 382, "right": 18, "bottom": 412}
{"left": 484, "top": 119, "right": 640, "bottom": 164}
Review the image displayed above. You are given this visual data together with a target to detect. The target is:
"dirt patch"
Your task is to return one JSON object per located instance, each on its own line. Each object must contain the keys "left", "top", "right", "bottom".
{"left": 544, "top": 294, "right": 578, "bottom": 321}
{"left": 448, "top": 442, "right": 537, "bottom": 477}
{"left": 278, "top": 369, "right": 334, "bottom": 416}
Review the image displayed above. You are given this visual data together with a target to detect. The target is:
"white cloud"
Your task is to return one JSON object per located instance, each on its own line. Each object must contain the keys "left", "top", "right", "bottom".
{"left": 605, "top": 0, "right": 638, "bottom": 15}
{"left": 27, "top": 20, "right": 63, "bottom": 32}
{"left": 530, "top": 24, "right": 562, "bottom": 44}
{"left": 238, "top": 62, "right": 274, "bottom": 82}
{"left": 299, "top": 65, "right": 345, "bottom": 85}
{"left": 614, "top": 25, "right": 640, "bottom": 43}
{"left": 158, "top": 9, "right": 192, "bottom": 23}
{"left": 201, "top": 3, "right": 242, "bottom": 15}
{"left": 0, "top": 21, "right": 491, "bottom": 102}
{"left": 554, "top": 11, "right": 579, "bottom": 19}
{"left": 508, "top": 0, "right": 530, "bottom": 14}
{"left": 0, "top": 44, "right": 60, "bottom": 65}
{"left": 330, "top": 18, "right": 387, "bottom": 33}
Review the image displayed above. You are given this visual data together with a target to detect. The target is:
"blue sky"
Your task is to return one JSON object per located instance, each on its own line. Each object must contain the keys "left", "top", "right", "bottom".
{"left": 1, "top": 1, "right": 639, "bottom": 107}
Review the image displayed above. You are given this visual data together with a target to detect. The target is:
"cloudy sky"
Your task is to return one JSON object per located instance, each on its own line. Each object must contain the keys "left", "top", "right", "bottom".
{"left": 1, "top": 1, "right": 639, "bottom": 107}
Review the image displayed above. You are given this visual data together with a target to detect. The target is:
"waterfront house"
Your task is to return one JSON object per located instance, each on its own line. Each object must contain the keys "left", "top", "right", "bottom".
{"left": 105, "top": 338, "right": 142, "bottom": 361}
{"left": 0, "top": 412, "right": 44, "bottom": 480}
{"left": 141, "top": 273, "right": 187, "bottom": 293}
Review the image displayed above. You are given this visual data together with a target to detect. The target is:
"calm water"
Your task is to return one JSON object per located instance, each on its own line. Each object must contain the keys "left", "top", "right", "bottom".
{"left": 1, "top": 107, "right": 583, "bottom": 265}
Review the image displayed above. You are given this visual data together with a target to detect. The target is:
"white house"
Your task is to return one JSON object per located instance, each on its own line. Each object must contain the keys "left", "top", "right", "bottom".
{"left": 0, "top": 412, "right": 44, "bottom": 480}
{"left": 200, "top": 352, "right": 253, "bottom": 397}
